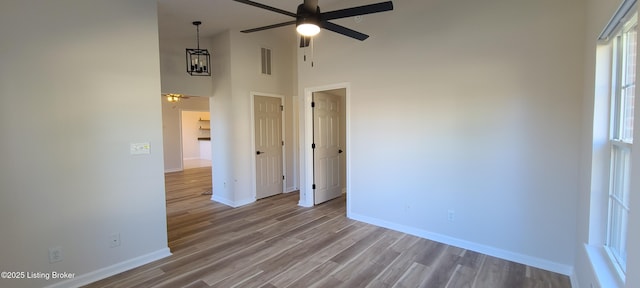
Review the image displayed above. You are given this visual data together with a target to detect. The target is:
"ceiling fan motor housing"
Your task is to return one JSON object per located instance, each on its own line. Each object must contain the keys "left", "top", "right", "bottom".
{"left": 296, "top": 4, "right": 321, "bottom": 28}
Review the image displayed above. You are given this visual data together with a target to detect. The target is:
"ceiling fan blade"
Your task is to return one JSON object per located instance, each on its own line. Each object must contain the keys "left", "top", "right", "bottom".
{"left": 321, "top": 1, "right": 394, "bottom": 21}
{"left": 303, "top": 0, "right": 319, "bottom": 12}
{"left": 241, "top": 20, "right": 296, "bottom": 33}
{"left": 300, "top": 36, "right": 311, "bottom": 47}
{"left": 232, "top": 0, "right": 297, "bottom": 18}
{"left": 322, "top": 21, "right": 369, "bottom": 41}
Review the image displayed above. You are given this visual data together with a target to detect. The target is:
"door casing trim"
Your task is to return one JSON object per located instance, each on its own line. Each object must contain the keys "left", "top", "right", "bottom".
{"left": 300, "top": 83, "right": 350, "bottom": 211}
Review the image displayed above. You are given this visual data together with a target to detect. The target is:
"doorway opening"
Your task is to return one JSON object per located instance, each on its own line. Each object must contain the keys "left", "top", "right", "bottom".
{"left": 161, "top": 95, "right": 212, "bottom": 173}
{"left": 302, "top": 84, "right": 349, "bottom": 209}
{"left": 161, "top": 95, "right": 214, "bottom": 250}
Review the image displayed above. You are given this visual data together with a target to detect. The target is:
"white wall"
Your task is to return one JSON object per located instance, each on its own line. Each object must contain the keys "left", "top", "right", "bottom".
{"left": 211, "top": 31, "right": 235, "bottom": 204}
{"left": 576, "top": 1, "right": 640, "bottom": 287}
{"left": 298, "top": 0, "right": 584, "bottom": 274}
{"left": 181, "top": 111, "right": 210, "bottom": 160}
{"left": 212, "top": 29, "right": 297, "bottom": 206}
{"left": 161, "top": 96, "right": 210, "bottom": 172}
{"left": 0, "top": 1, "right": 169, "bottom": 287}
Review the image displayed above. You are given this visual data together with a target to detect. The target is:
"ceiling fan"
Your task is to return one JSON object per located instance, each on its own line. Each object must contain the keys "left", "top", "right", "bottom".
{"left": 162, "top": 93, "right": 191, "bottom": 102}
{"left": 233, "top": 0, "right": 394, "bottom": 47}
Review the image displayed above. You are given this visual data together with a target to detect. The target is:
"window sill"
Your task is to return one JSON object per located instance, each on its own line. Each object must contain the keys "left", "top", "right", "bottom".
{"left": 585, "top": 244, "right": 625, "bottom": 288}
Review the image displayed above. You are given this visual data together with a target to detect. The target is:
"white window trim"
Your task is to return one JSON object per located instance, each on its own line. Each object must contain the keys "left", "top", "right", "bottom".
{"left": 603, "top": 12, "right": 636, "bottom": 282}
{"left": 589, "top": 3, "right": 637, "bottom": 287}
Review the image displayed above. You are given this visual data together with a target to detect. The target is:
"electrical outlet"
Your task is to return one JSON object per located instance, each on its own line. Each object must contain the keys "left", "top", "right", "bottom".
{"left": 110, "top": 233, "right": 121, "bottom": 248}
{"left": 447, "top": 210, "right": 455, "bottom": 222}
{"left": 48, "top": 246, "right": 63, "bottom": 263}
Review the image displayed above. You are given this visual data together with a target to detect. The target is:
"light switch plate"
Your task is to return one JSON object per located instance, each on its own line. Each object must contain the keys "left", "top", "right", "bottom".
{"left": 130, "top": 142, "right": 150, "bottom": 155}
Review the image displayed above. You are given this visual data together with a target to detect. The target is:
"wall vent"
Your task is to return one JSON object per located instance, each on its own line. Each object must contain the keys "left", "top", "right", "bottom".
{"left": 261, "top": 47, "right": 272, "bottom": 75}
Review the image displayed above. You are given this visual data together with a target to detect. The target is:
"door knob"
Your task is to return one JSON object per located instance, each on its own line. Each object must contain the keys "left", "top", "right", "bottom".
{"left": 338, "top": 149, "right": 343, "bottom": 154}
{"left": 256, "top": 151, "right": 263, "bottom": 155}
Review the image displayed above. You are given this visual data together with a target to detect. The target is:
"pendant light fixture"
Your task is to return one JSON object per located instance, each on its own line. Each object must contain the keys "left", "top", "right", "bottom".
{"left": 186, "top": 21, "right": 211, "bottom": 76}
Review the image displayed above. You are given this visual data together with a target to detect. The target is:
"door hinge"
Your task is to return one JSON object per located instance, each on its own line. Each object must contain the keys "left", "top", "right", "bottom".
{"left": 283, "top": 175, "right": 285, "bottom": 180}
{"left": 282, "top": 140, "right": 284, "bottom": 146}
{"left": 312, "top": 184, "right": 316, "bottom": 190}
{"left": 311, "top": 101, "right": 315, "bottom": 108}
{"left": 311, "top": 143, "right": 316, "bottom": 149}
{"left": 280, "top": 105, "right": 284, "bottom": 111}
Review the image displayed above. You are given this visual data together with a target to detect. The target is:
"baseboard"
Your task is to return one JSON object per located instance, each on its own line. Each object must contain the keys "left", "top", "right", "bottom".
{"left": 234, "top": 197, "right": 255, "bottom": 207}
{"left": 298, "top": 200, "right": 312, "bottom": 207}
{"left": 212, "top": 195, "right": 234, "bottom": 207}
{"left": 348, "top": 212, "right": 574, "bottom": 277}
{"left": 164, "top": 168, "right": 182, "bottom": 173}
{"left": 44, "top": 248, "right": 171, "bottom": 288}
{"left": 211, "top": 195, "right": 255, "bottom": 208}
{"left": 285, "top": 186, "right": 298, "bottom": 193}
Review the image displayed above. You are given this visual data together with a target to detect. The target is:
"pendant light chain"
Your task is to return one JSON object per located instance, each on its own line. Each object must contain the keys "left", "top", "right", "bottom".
{"left": 311, "top": 37, "right": 314, "bottom": 67}
{"left": 303, "top": 37, "right": 316, "bottom": 68}
{"left": 196, "top": 23, "right": 200, "bottom": 51}
{"left": 195, "top": 22, "right": 200, "bottom": 66}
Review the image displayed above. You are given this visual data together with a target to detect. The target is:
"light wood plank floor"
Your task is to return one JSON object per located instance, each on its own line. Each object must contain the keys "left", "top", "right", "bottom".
{"left": 84, "top": 167, "right": 572, "bottom": 288}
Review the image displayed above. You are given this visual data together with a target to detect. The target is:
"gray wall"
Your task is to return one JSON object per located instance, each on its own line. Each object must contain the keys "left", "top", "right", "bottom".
{"left": 211, "top": 29, "right": 297, "bottom": 206}
{"left": 298, "top": 0, "right": 584, "bottom": 275}
{"left": 0, "top": 1, "right": 169, "bottom": 287}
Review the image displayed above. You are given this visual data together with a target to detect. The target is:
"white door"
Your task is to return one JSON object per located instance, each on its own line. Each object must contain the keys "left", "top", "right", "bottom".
{"left": 255, "top": 95, "right": 283, "bottom": 199}
{"left": 313, "top": 92, "right": 342, "bottom": 204}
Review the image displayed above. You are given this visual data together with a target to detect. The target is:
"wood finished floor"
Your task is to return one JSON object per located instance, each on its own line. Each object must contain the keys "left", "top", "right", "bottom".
{"left": 84, "top": 167, "right": 572, "bottom": 288}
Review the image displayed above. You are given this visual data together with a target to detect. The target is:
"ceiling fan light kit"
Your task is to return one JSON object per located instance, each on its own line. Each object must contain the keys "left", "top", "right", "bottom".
{"left": 296, "top": 23, "right": 321, "bottom": 37}
{"left": 186, "top": 21, "right": 211, "bottom": 76}
{"left": 163, "top": 93, "right": 192, "bottom": 103}
{"left": 165, "top": 93, "right": 182, "bottom": 102}
{"left": 233, "top": 0, "right": 393, "bottom": 47}
{"left": 295, "top": 4, "right": 321, "bottom": 36}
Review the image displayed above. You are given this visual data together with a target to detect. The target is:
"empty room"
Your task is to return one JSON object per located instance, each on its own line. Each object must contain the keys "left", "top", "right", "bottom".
{"left": 0, "top": 0, "right": 639, "bottom": 288}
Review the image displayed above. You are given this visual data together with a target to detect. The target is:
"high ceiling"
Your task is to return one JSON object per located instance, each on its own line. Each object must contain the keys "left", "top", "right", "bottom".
{"left": 157, "top": 0, "right": 346, "bottom": 40}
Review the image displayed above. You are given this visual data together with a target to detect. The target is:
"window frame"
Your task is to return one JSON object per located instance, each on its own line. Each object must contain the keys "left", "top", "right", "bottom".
{"left": 604, "top": 13, "right": 637, "bottom": 280}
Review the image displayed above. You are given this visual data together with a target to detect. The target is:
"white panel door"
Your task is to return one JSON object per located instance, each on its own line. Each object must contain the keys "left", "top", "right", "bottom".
{"left": 313, "top": 92, "right": 342, "bottom": 204}
{"left": 255, "top": 96, "right": 283, "bottom": 199}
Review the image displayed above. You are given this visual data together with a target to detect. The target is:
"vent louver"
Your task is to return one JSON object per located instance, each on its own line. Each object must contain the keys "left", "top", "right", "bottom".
{"left": 261, "top": 47, "right": 272, "bottom": 75}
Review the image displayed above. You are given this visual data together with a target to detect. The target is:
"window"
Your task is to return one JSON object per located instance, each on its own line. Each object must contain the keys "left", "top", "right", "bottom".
{"left": 606, "top": 13, "right": 636, "bottom": 276}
